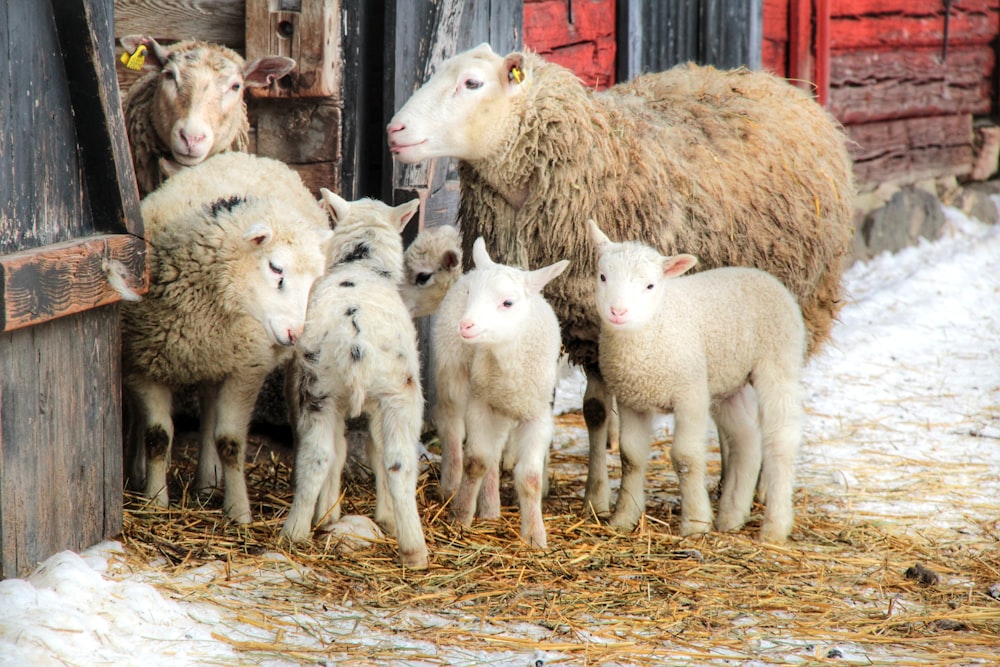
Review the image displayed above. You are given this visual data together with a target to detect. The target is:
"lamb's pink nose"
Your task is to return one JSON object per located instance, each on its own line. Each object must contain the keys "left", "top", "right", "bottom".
{"left": 284, "top": 328, "right": 298, "bottom": 346}
{"left": 459, "top": 320, "right": 476, "bottom": 338}
{"left": 611, "top": 306, "right": 627, "bottom": 318}
{"left": 387, "top": 122, "right": 405, "bottom": 136}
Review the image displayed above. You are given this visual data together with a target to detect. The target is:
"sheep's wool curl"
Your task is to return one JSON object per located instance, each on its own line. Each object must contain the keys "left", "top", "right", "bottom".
{"left": 457, "top": 55, "right": 854, "bottom": 367}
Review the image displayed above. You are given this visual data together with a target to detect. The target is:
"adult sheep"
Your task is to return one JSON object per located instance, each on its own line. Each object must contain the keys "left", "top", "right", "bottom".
{"left": 387, "top": 44, "right": 855, "bottom": 517}
{"left": 119, "top": 35, "right": 295, "bottom": 195}
{"left": 122, "top": 151, "right": 333, "bottom": 525}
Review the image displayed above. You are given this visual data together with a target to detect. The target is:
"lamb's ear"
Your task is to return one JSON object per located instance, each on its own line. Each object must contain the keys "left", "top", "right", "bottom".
{"left": 393, "top": 198, "right": 421, "bottom": 233}
{"left": 663, "top": 254, "right": 697, "bottom": 278}
{"left": 526, "top": 259, "right": 570, "bottom": 293}
{"left": 471, "top": 237, "right": 494, "bottom": 269}
{"left": 503, "top": 53, "right": 528, "bottom": 91}
{"left": 320, "top": 188, "right": 352, "bottom": 227}
{"left": 586, "top": 219, "right": 610, "bottom": 248}
{"left": 244, "top": 222, "right": 274, "bottom": 248}
{"left": 441, "top": 249, "right": 460, "bottom": 271}
{"left": 120, "top": 35, "right": 170, "bottom": 71}
{"left": 243, "top": 56, "right": 296, "bottom": 87}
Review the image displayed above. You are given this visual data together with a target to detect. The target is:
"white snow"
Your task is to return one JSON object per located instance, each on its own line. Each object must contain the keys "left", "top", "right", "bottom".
{"left": 1, "top": 206, "right": 998, "bottom": 666}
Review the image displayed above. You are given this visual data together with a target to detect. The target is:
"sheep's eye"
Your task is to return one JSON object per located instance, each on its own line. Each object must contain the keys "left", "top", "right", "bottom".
{"left": 163, "top": 69, "right": 176, "bottom": 81}
{"left": 501, "top": 299, "right": 514, "bottom": 308}
{"left": 599, "top": 274, "right": 606, "bottom": 283}
{"left": 415, "top": 272, "right": 432, "bottom": 286}
{"left": 268, "top": 261, "right": 283, "bottom": 276}
{"left": 230, "top": 81, "right": 242, "bottom": 92}
{"left": 646, "top": 283, "right": 655, "bottom": 290}
{"left": 464, "top": 78, "right": 483, "bottom": 90}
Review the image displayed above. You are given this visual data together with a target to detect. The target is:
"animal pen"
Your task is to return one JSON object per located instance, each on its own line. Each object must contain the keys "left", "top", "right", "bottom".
{"left": 2, "top": 0, "right": 999, "bottom": 663}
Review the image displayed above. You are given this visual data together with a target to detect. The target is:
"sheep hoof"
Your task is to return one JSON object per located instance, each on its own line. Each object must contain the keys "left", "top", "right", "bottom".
{"left": 679, "top": 518, "right": 712, "bottom": 537}
{"left": 714, "top": 514, "right": 747, "bottom": 533}
{"left": 607, "top": 513, "right": 638, "bottom": 532}
{"left": 399, "top": 548, "right": 429, "bottom": 570}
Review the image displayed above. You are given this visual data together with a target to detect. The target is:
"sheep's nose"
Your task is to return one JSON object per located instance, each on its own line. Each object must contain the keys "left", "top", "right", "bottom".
{"left": 387, "top": 122, "right": 405, "bottom": 136}
{"left": 285, "top": 329, "right": 298, "bottom": 346}
{"left": 611, "top": 306, "right": 627, "bottom": 317}
{"left": 459, "top": 320, "right": 474, "bottom": 333}
{"left": 179, "top": 128, "right": 206, "bottom": 149}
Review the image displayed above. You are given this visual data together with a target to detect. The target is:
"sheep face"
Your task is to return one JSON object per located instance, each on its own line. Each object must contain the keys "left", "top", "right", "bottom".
{"left": 387, "top": 43, "right": 527, "bottom": 163}
{"left": 123, "top": 35, "right": 295, "bottom": 167}
{"left": 401, "top": 225, "right": 462, "bottom": 318}
{"left": 456, "top": 238, "right": 568, "bottom": 345}
{"left": 589, "top": 220, "right": 696, "bottom": 331}
{"left": 238, "top": 221, "right": 332, "bottom": 348}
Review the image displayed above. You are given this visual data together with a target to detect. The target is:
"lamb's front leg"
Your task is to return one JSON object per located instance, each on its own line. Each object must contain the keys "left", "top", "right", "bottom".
{"left": 282, "top": 405, "right": 339, "bottom": 542}
{"left": 450, "top": 398, "right": 510, "bottom": 527}
{"left": 132, "top": 381, "right": 174, "bottom": 507}
{"left": 672, "top": 395, "right": 713, "bottom": 537}
{"left": 213, "top": 371, "right": 269, "bottom": 524}
{"left": 608, "top": 405, "right": 654, "bottom": 530}
{"left": 433, "top": 376, "right": 468, "bottom": 503}
{"left": 510, "top": 415, "right": 554, "bottom": 549}
{"left": 582, "top": 368, "right": 615, "bottom": 516}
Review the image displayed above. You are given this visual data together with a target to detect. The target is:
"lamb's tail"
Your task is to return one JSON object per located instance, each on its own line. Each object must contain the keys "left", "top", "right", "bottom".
{"left": 345, "top": 338, "right": 375, "bottom": 418}
{"left": 103, "top": 258, "right": 143, "bottom": 302}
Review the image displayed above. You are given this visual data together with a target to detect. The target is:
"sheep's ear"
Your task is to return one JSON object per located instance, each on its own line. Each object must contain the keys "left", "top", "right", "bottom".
{"left": 441, "top": 249, "right": 460, "bottom": 271}
{"left": 526, "top": 259, "right": 570, "bottom": 293}
{"left": 663, "top": 254, "right": 697, "bottom": 278}
{"left": 120, "top": 34, "right": 169, "bottom": 71}
{"left": 471, "top": 43, "right": 496, "bottom": 57}
{"left": 243, "top": 56, "right": 296, "bottom": 88}
{"left": 586, "top": 219, "right": 610, "bottom": 248}
{"left": 320, "top": 188, "right": 352, "bottom": 226}
{"left": 503, "top": 53, "right": 528, "bottom": 91}
{"left": 393, "top": 198, "right": 421, "bottom": 233}
{"left": 244, "top": 222, "right": 273, "bottom": 248}
{"left": 471, "top": 237, "right": 494, "bottom": 268}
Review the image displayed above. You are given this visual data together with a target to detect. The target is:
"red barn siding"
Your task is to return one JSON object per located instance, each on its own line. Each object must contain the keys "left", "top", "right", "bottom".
{"left": 763, "top": 0, "right": 790, "bottom": 75}
{"left": 524, "top": 0, "right": 616, "bottom": 89}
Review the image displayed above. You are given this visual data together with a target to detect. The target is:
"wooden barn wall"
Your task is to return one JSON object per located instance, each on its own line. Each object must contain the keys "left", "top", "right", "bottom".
{"left": 113, "top": 0, "right": 343, "bottom": 197}
{"left": 524, "top": 0, "right": 617, "bottom": 90}
{"left": 828, "top": 0, "right": 1000, "bottom": 187}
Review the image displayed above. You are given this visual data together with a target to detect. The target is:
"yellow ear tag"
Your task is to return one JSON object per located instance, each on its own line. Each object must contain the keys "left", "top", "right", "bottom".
{"left": 120, "top": 44, "right": 147, "bottom": 71}
{"left": 510, "top": 66, "right": 524, "bottom": 85}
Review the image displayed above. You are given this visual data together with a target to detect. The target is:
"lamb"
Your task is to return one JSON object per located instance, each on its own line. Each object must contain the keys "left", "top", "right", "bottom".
{"left": 587, "top": 220, "right": 806, "bottom": 543}
{"left": 432, "top": 238, "right": 569, "bottom": 549}
{"left": 401, "top": 224, "right": 462, "bottom": 318}
{"left": 387, "top": 44, "right": 855, "bottom": 517}
{"left": 281, "top": 190, "right": 429, "bottom": 570}
{"left": 121, "top": 151, "right": 333, "bottom": 524}
{"left": 119, "top": 35, "right": 295, "bottom": 195}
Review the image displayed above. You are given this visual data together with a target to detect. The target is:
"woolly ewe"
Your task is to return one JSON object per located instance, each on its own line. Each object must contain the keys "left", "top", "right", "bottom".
{"left": 282, "top": 191, "right": 428, "bottom": 569}
{"left": 388, "top": 44, "right": 853, "bottom": 519}
{"left": 122, "top": 152, "right": 332, "bottom": 524}
{"left": 588, "top": 221, "right": 806, "bottom": 543}
{"left": 120, "top": 35, "right": 294, "bottom": 195}
{"left": 433, "top": 238, "right": 569, "bottom": 548}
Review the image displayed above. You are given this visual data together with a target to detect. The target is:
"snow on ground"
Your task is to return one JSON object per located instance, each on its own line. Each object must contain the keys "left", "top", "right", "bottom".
{"left": 1, "top": 206, "right": 998, "bottom": 666}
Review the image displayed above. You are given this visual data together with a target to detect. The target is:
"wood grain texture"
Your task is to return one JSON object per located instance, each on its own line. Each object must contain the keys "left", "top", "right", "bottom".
{"left": 113, "top": 0, "right": 246, "bottom": 46}
{"left": 847, "top": 114, "right": 974, "bottom": 185}
{"left": 0, "top": 307, "right": 123, "bottom": 578}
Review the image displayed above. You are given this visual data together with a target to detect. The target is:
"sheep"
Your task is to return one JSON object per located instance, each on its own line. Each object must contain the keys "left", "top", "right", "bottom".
{"left": 281, "top": 190, "right": 429, "bottom": 570}
{"left": 387, "top": 44, "right": 855, "bottom": 518}
{"left": 121, "top": 151, "right": 333, "bottom": 524}
{"left": 432, "top": 238, "right": 569, "bottom": 549}
{"left": 401, "top": 224, "right": 463, "bottom": 318}
{"left": 119, "top": 35, "right": 295, "bottom": 195}
{"left": 587, "top": 220, "right": 806, "bottom": 543}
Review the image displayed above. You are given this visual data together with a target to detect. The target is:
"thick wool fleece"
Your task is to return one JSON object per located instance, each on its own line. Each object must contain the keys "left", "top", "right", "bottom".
{"left": 457, "top": 55, "right": 854, "bottom": 367}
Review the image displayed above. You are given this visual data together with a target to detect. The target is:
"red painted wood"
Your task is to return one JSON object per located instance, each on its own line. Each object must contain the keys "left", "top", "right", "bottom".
{"left": 788, "top": 0, "right": 813, "bottom": 90}
{"left": 847, "top": 114, "right": 974, "bottom": 184}
{"left": 763, "top": 0, "right": 789, "bottom": 74}
{"left": 830, "top": 0, "right": 998, "bottom": 17}
{"left": 815, "top": 0, "right": 830, "bottom": 105}
{"left": 830, "top": 10, "right": 999, "bottom": 49}
{"left": 524, "top": 0, "right": 616, "bottom": 89}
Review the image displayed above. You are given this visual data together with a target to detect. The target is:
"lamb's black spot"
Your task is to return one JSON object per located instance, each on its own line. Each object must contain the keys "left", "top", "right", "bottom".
{"left": 338, "top": 242, "right": 370, "bottom": 264}
{"left": 144, "top": 425, "right": 170, "bottom": 458}
{"left": 207, "top": 195, "right": 246, "bottom": 218}
{"left": 387, "top": 461, "right": 402, "bottom": 473}
{"left": 344, "top": 306, "right": 358, "bottom": 316}
{"left": 303, "top": 349, "right": 321, "bottom": 364}
{"left": 351, "top": 317, "right": 361, "bottom": 334}
{"left": 297, "top": 368, "right": 328, "bottom": 412}
{"left": 350, "top": 344, "right": 363, "bottom": 361}
{"left": 374, "top": 269, "right": 394, "bottom": 280}
{"left": 339, "top": 280, "right": 355, "bottom": 288}
{"left": 217, "top": 436, "right": 241, "bottom": 465}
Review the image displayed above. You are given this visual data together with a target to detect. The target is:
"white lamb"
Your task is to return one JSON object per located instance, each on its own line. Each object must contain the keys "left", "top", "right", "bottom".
{"left": 587, "top": 220, "right": 806, "bottom": 543}
{"left": 433, "top": 238, "right": 569, "bottom": 548}
{"left": 281, "top": 190, "right": 429, "bottom": 570}
{"left": 401, "top": 224, "right": 462, "bottom": 318}
{"left": 122, "top": 152, "right": 333, "bottom": 524}
{"left": 120, "top": 35, "right": 295, "bottom": 195}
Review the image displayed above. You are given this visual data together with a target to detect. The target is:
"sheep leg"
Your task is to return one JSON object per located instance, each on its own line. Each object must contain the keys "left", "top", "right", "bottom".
{"left": 434, "top": 378, "right": 468, "bottom": 504}
{"left": 755, "top": 373, "right": 802, "bottom": 544}
{"left": 282, "top": 405, "right": 340, "bottom": 542}
{"left": 713, "top": 385, "right": 763, "bottom": 533}
{"left": 509, "top": 416, "right": 553, "bottom": 549}
{"left": 672, "top": 396, "right": 714, "bottom": 537}
{"left": 582, "top": 369, "right": 614, "bottom": 517}
{"left": 194, "top": 383, "right": 222, "bottom": 497}
{"left": 372, "top": 394, "right": 429, "bottom": 570}
{"left": 133, "top": 381, "right": 174, "bottom": 507}
{"left": 450, "top": 399, "right": 510, "bottom": 526}
{"left": 476, "top": 461, "right": 502, "bottom": 519}
{"left": 212, "top": 372, "right": 268, "bottom": 524}
{"left": 608, "top": 406, "right": 654, "bottom": 531}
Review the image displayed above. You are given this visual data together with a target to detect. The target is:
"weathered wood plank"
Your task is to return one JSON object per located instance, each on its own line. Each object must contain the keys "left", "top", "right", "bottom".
{"left": 846, "top": 114, "right": 974, "bottom": 185}
{"left": 1, "top": 307, "right": 123, "bottom": 578}
{"left": 0, "top": 234, "right": 146, "bottom": 333}
{"left": 830, "top": 0, "right": 998, "bottom": 17}
{"left": 830, "top": 46, "right": 993, "bottom": 123}
{"left": 525, "top": 0, "right": 616, "bottom": 88}
{"left": 113, "top": 0, "right": 246, "bottom": 46}
{"left": 829, "top": 4, "right": 999, "bottom": 49}
{"left": 255, "top": 99, "right": 342, "bottom": 165}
